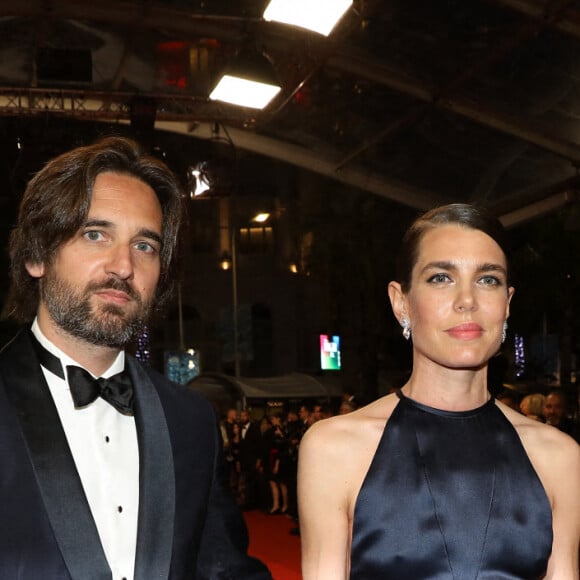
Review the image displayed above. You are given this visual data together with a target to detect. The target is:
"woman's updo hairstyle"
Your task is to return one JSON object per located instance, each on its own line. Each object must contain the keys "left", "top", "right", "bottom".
{"left": 395, "top": 203, "right": 511, "bottom": 293}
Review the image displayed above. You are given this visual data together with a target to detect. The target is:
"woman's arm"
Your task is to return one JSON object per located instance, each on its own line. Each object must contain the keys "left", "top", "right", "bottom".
{"left": 543, "top": 433, "right": 580, "bottom": 579}
{"left": 298, "top": 420, "right": 352, "bottom": 579}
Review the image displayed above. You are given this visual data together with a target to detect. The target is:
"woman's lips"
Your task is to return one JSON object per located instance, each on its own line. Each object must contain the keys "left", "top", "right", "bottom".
{"left": 445, "top": 323, "right": 483, "bottom": 340}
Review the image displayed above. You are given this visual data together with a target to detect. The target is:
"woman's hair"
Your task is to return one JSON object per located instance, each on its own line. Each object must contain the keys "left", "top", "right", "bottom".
{"left": 396, "top": 203, "right": 511, "bottom": 293}
{"left": 520, "top": 393, "right": 546, "bottom": 418}
{"left": 4, "top": 135, "right": 184, "bottom": 322}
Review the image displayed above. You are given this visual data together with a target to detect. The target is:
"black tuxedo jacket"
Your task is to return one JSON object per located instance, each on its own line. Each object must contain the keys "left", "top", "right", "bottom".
{"left": 0, "top": 330, "right": 272, "bottom": 580}
{"left": 238, "top": 422, "right": 263, "bottom": 470}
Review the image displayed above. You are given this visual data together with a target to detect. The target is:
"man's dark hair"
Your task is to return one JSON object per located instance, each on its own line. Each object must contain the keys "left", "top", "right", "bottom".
{"left": 4, "top": 136, "right": 184, "bottom": 322}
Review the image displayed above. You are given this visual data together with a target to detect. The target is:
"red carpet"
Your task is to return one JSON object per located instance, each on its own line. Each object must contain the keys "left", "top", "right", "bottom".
{"left": 244, "top": 510, "right": 302, "bottom": 580}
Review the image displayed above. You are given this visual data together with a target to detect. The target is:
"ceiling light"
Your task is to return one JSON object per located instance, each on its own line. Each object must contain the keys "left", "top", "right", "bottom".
{"left": 188, "top": 163, "right": 212, "bottom": 197}
{"left": 209, "top": 45, "right": 281, "bottom": 109}
{"left": 252, "top": 212, "right": 271, "bottom": 223}
{"left": 263, "top": 0, "right": 352, "bottom": 36}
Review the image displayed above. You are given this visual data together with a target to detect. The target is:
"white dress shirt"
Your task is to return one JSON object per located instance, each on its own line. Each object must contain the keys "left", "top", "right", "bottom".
{"left": 32, "top": 320, "right": 139, "bottom": 580}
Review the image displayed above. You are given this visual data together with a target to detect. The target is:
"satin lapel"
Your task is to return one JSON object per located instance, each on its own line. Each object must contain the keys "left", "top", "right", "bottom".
{"left": 128, "top": 357, "right": 175, "bottom": 580}
{"left": 0, "top": 331, "right": 111, "bottom": 580}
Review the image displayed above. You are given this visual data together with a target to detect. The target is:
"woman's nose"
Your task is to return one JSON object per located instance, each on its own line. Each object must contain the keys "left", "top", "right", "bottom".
{"left": 454, "top": 283, "right": 476, "bottom": 311}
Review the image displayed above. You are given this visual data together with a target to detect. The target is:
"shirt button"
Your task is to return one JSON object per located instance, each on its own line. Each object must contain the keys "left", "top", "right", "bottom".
{"left": 118, "top": 506, "right": 123, "bottom": 513}
{"left": 105, "top": 435, "right": 110, "bottom": 443}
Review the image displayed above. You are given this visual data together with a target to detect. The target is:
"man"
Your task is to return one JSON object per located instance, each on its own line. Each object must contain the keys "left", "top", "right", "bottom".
{"left": 0, "top": 136, "right": 271, "bottom": 579}
{"left": 543, "top": 389, "right": 575, "bottom": 436}
{"left": 238, "top": 409, "right": 264, "bottom": 510}
{"left": 221, "top": 408, "right": 241, "bottom": 499}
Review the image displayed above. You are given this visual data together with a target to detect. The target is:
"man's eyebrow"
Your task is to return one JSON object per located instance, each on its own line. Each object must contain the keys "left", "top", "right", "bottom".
{"left": 83, "top": 219, "right": 111, "bottom": 229}
{"left": 139, "top": 228, "right": 163, "bottom": 245}
{"left": 83, "top": 219, "right": 162, "bottom": 245}
{"left": 420, "top": 261, "right": 506, "bottom": 275}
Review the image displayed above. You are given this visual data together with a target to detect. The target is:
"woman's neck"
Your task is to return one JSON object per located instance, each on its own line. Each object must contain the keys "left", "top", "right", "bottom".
{"left": 401, "top": 360, "right": 491, "bottom": 411}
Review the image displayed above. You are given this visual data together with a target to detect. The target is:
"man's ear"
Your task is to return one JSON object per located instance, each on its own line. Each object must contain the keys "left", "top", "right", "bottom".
{"left": 387, "top": 281, "right": 407, "bottom": 323}
{"left": 25, "top": 262, "right": 45, "bottom": 278}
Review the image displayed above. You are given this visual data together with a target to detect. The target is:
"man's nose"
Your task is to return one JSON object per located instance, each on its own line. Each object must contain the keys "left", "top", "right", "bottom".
{"left": 105, "top": 245, "right": 134, "bottom": 280}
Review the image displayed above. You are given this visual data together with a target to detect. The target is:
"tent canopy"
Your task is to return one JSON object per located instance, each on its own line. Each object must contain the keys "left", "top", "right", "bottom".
{"left": 188, "top": 371, "right": 342, "bottom": 412}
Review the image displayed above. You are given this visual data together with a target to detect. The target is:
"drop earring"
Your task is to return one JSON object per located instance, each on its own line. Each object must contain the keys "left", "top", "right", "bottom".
{"left": 401, "top": 318, "right": 411, "bottom": 341}
{"left": 502, "top": 321, "right": 508, "bottom": 343}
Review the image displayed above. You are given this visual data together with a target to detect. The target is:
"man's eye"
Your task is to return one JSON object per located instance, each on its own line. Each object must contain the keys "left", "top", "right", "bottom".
{"left": 135, "top": 241, "right": 157, "bottom": 254}
{"left": 83, "top": 230, "right": 103, "bottom": 242}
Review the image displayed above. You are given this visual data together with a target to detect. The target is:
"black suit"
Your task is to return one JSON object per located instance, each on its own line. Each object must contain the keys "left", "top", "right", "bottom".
{"left": 0, "top": 330, "right": 271, "bottom": 579}
{"left": 238, "top": 422, "right": 264, "bottom": 510}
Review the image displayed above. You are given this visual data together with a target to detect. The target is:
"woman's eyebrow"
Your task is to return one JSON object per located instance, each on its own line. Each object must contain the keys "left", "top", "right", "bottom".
{"left": 419, "top": 260, "right": 456, "bottom": 274}
{"left": 419, "top": 261, "right": 506, "bottom": 275}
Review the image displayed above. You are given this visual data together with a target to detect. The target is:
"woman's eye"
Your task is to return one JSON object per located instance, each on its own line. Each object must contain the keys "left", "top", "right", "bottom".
{"left": 480, "top": 275, "right": 501, "bottom": 286}
{"left": 427, "top": 273, "right": 450, "bottom": 284}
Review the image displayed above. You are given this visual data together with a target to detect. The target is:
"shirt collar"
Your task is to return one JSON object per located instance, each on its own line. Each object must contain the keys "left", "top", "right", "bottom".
{"left": 31, "top": 317, "right": 125, "bottom": 379}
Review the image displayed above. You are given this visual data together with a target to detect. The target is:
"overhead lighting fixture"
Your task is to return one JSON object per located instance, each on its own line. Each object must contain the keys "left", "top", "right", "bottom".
{"left": 187, "top": 163, "right": 212, "bottom": 197}
{"left": 252, "top": 212, "right": 271, "bottom": 223}
{"left": 209, "top": 45, "right": 281, "bottom": 109}
{"left": 263, "top": 0, "right": 352, "bottom": 36}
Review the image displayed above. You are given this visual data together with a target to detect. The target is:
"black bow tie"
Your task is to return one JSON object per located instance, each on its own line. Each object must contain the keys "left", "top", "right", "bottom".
{"left": 66, "top": 366, "right": 134, "bottom": 416}
{"left": 29, "top": 330, "right": 134, "bottom": 415}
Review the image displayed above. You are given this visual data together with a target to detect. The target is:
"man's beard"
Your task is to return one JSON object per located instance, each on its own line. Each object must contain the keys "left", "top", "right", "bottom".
{"left": 40, "top": 269, "right": 155, "bottom": 348}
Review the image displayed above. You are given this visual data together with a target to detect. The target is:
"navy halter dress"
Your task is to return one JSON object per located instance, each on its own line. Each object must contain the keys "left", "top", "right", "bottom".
{"left": 350, "top": 391, "right": 553, "bottom": 579}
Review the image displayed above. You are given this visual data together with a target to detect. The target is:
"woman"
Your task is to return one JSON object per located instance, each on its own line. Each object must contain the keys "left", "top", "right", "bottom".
{"left": 520, "top": 393, "right": 546, "bottom": 421}
{"left": 262, "top": 413, "right": 290, "bottom": 514}
{"left": 298, "top": 204, "right": 580, "bottom": 579}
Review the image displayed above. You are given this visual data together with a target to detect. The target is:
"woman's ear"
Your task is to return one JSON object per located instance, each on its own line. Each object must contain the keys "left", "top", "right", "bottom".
{"left": 25, "top": 262, "right": 45, "bottom": 278}
{"left": 388, "top": 281, "right": 407, "bottom": 323}
{"left": 505, "top": 286, "right": 515, "bottom": 319}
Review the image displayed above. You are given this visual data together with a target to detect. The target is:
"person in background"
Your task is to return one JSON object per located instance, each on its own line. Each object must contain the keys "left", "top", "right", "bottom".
{"left": 261, "top": 413, "right": 290, "bottom": 515}
{"left": 238, "top": 408, "right": 264, "bottom": 510}
{"left": 284, "top": 408, "right": 302, "bottom": 520}
{"left": 543, "top": 390, "right": 575, "bottom": 436}
{"left": 495, "top": 387, "right": 520, "bottom": 412}
{"left": 222, "top": 408, "right": 241, "bottom": 498}
{"left": 298, "top": 402, "right": 313, "bottom": 432}
{"left": 0, "top": 136, "right": 271, "bottom": 579}
{"left": 298, "top": 203, "right": 579, "bottom": 579}
{"left": 520, "top": 393, "right": 546, "bottom": 421}
{"left": 338, "top": 399, "right": 358, "bottom": 415}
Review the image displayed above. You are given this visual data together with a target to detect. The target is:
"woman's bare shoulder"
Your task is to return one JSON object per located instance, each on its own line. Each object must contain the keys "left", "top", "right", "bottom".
{"left": 497, "top": 401, "right": 580, "bottom": 488}
{"left": 299, "top": 393, "right": 401, "bottom": 516}
{"left": 498, "top": 401, "right": 578, "bottom": 452}
{"left": 300, "top": 393, "right": 400, "bottom": 459}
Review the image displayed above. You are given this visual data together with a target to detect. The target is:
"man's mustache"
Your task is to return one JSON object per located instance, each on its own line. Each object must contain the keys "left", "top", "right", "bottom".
{"left": 86, "top": 278, "right": 139, "bottom": 301}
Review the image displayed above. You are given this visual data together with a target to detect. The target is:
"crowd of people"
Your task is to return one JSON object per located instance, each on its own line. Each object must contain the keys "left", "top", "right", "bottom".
{"left": 218, "top": 396, "right": 358, "bottom": 525}
{"left": 497, "top": 386, "right": 580, "bottom": 440}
